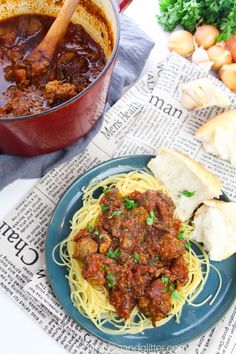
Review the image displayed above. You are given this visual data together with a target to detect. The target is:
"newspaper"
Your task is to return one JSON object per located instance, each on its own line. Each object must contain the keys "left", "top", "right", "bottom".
{"left": 0, "top": 54, "right": 236, "bottom": 354}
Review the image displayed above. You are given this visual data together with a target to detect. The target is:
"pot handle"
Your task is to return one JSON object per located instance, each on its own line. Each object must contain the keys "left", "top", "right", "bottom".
{"left": 115, "top": 0, "right": 133, "bottom": 13}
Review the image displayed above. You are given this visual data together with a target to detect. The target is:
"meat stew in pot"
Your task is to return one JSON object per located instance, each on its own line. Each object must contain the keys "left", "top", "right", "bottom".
{"left": 0, "top": 14, "right": 106, "bottom": 117}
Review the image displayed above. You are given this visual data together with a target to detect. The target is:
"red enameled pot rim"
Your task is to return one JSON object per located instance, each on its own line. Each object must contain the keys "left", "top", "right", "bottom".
{"left": 0, "top": 0, "right": 120, "bottom": 122}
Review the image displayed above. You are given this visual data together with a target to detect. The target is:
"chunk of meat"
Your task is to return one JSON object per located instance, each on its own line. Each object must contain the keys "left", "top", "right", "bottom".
{"left": 156, "top": 219, "right": 185, "bottom": 260}
{"left": 0, "top": 86, "right": 47, "bottom": 117}
{"left": 139, "top": 190, "right": 176, "bottom": 223}
{"left": 57, "top": 51, "right": 88, "bottom": 79}
{"left": 6, "top": 48, "right": 24, "bottom": 63}
{"left": 133, "top": 265, "right": 166, "bottom": 298}
{"left": 110, "top": 289, "right": 136, "bottom": 319}
{"left": 158, "top": 234, "right": 186, "bottom": 260}
{"left": 99, "top": 233, "right": 111, "bottom": 254}
{"left": 121, "top": 207, "right": 148, "bottom": 247}
{"left": 73, "top": 236, "right": 98, "bottom": 261}
{"left": 18, "top": 17, "right": 43, "bottom": 36}
{"left": 169, "top": 256, "right": 189, "bottom": 285}
{"left": 13, "top": 68, "right": 27, "bottom": 83}
{"left": 30, "top": 58, "right": 50, "bottom": 78}
{"left": 45, "top": 80, "right": 77, "bottom": 105}
{"left": 82, "top": 253, "right": 110, "bottom": 286}
{"left": 0, "top": 26, "right": 17, "bottom": 45}
{"left": 138, "top": 279, "right": 171, "bottom": 325}
{"left": 10, "top": 56, "right": 50, "bottom": 84}
{"left": 57, "top": 51, "right": 76, "bottom": 64}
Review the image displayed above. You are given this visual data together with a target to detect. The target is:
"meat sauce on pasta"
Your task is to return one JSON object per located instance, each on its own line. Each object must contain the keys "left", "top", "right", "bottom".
{"left": 73, "top": 188, "right": 189, "bottom": 325}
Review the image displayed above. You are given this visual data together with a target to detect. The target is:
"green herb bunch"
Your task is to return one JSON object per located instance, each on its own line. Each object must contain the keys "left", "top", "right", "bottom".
{"left": 157, "top": 0, "right": 236, "bottom": 41}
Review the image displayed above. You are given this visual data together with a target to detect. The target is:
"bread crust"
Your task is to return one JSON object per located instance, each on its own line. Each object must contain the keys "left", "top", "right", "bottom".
{"left": 158, "top": 147, "right": 222, "bottom": 193}
{"left": 196, "top": 109, "right": 236, "bottom": 137}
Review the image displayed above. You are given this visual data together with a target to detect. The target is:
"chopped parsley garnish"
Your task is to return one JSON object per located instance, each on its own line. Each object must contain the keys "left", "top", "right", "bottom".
{"left": 161, "top": 289, "right": 167, "bottom": 293}
{"left": 185, "top": 241, "right": 191, "bottom": 250}
{"left": 108, "top": 210, "right": 123, "bottom": 219}
{"left": 100, "top": 264, "right": 108, "bottom": 271}
{"left": 124, "top": 198, "right": 137, "bottom": 210}
{"left": 94, "top": 231, "right": 105, "bottom": 239}
{"left": 161, "top": 275, "right": 169, "bottom": 285}
{"left": 168, "top": 284, "right": 175, "bottom": 293}
{"left": 87, "top": 224, "right": 94, "bottom": 233}
{"left": 103, "top": 186, "right": 111, "bottom": 195}
{"left": 177, "top": 230, "right": 185, "bottom": 240}
{"left": 176, "top": 227, "right": 191, "bottom": 249}
{"left": 171, "top": 290, "right": 183, "bottom": 301}
{"left": 107, "top": 271, "right": 115, "bottom": 288}
{"left": 146, "top": 210, "right": 158, "bottom": 226}
{"left": 100, "top": 204, "right": 108, "bottom": 213}
{"left": 106, "top": 248, "right": 120, "bottom": 259}
{"left": 134, "top": 252, "right": 139, "bottom": 263}
{"left": 179, "top": 190, "right": 196, "bottom": 198}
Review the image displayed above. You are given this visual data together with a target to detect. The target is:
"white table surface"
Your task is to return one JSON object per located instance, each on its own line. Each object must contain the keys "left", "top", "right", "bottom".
{"left": 0, "top": 1, "right": 169, "bottom": 353}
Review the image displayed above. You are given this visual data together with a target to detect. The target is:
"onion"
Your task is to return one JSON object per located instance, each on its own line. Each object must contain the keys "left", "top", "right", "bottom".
{"left": 225, "top": 35, "right": 236, "bottom": 62}
{"left": 207, "top": 45, "right": 232, "bottom": 70}
{"left": 194, "top": 25, "right": 219, "bottom": 49}
{"left": 219, "top": 64, "right": 236, "bottom": 91}
{"left": 168, "top": 30, "right": 194, "bottom": 57}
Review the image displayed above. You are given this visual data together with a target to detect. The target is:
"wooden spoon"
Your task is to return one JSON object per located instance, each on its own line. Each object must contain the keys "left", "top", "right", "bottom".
{"left": 14, "top": 0, "right": 81, "bottom": 81}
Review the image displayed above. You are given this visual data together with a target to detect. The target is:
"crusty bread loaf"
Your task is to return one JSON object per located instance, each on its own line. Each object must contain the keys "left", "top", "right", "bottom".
{"left": 190, "top": 199, "right": 236, "bottom": 261}
{"left": 148, "top": 147, "right": 222, "bottom": 221}
{"left": 196, "top": 109, "right": 236, "bottom": 168}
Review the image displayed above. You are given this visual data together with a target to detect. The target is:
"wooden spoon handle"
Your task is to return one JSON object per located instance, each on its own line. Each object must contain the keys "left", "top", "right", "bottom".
{"left": 28, "top": 0, "right": 81, "bottom": 60}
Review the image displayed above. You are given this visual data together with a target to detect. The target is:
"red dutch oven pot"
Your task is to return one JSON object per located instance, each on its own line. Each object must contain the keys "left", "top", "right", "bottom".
{"left": 0, "top": 0, "right": 132, "bottom": 156}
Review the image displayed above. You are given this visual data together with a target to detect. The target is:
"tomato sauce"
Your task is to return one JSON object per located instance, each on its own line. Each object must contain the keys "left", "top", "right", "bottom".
{"left": 74, "top": 188, "right": 189, "bottom": 325}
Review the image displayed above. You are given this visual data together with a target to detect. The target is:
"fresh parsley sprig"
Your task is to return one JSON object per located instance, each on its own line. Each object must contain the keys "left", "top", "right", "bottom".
{"left": 124, "top": 198, "right": 137, "bottom": 210}
{"left": 94, "top": 230, "right": 105, "bottom": 239}
{"left": 106, "top": 248, "right": 120, "bottom": 259}
{"left": 171, "top": 290, "right": 183, "bottom": 301}
{"left": 103, "top": 186, "right": 111, "bottom": 195}
{"left": 87, "top": 224, "right": 94, "bottom": 233}
{"left": 177, "top": 226, "right": 191, "bottom": 250}
{"left": 157, "top": 0, "right": 236, "bottom": 41}
{"left": 179, "top": 190, "right": 196, "bottom": 198}
{"left": 108, "top": 210, "right": 123, "bottom": 219}
{"left": 100, "top": 204, "right": 108, "bottom": 213}
{"left": 133, "top": 252, "right": 139, "bottom": 263}
{"left": 146, "top": 210, "right": 158, "bottom": 226}
{"left": 107, "top": 271, "right": 116, "bottom": 288}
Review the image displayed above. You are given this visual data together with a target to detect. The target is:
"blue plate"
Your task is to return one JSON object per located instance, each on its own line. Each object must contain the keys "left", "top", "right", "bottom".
{"left": 45, "top": 155, "right": 236, "bottom": 349}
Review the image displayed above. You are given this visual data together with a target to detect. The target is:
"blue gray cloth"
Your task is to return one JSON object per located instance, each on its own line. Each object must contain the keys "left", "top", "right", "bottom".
{"left": 0, "top": 15, "right": 154, "bottom": 191}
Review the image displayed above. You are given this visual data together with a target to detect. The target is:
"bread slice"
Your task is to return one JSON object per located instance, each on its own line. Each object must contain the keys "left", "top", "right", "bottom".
{"left": 148, "top": 147, "right": 222, "bottom": 221}
{"left": 190, "top": 200, "right": 236, "bottom": 261}
{"left": 196, "top": 109, "right": 236, "bottom": 168}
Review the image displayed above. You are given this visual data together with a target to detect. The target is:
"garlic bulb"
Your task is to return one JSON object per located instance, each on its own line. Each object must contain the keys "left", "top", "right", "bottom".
{"left": 179, "top": 78, "right": 230, "bottom": 110}
{"left": 192, "top": 47, "right": 213, "bottom": 71}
